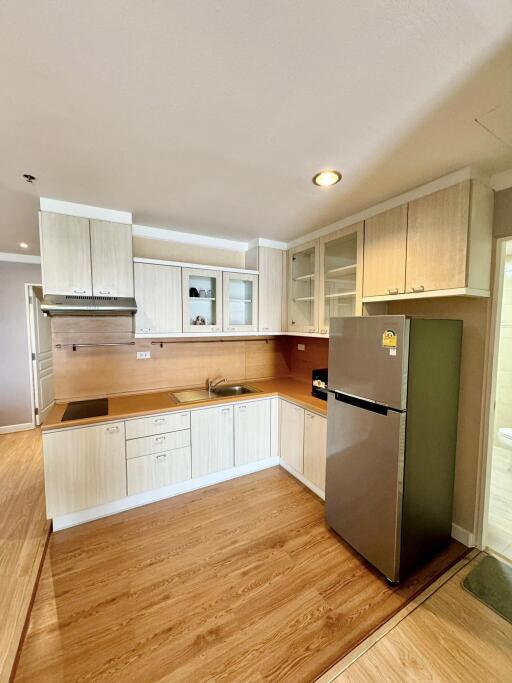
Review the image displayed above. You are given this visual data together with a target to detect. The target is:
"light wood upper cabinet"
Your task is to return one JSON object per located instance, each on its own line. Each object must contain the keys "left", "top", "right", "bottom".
{"left": 39, "top": 212, "right": 92, "bottom": 296}
{"left": 191, "top": 405, "right": 234, "bottom": 477}
{"left": 303, "top": 411, "right": 327, "bottom": 491}
{"left": 234, "top": 399, "right": 271, "bottom": 466}
{"left": 134, "top": 262, "right": 182, "bottom": 334}
{"left": 43, "top": 421, "right": 127, "bottom": 517}
{"left": 223, "top": 272, "right": 258, "bottom": 332}
{"left": 90, "top": 220, "right": 134, "bottom": 297}
{"left": 288, "top": 240, "right": 320, "bottom": 333}
{"left": 251, "top": 246, "right": 284, "bottom": 332}
{"left": 279, "top": 399, "right": 304, "bottom": 473}
{"left": 319, "top": 222, "right": 363, "bottom": 334}
{"left": 405, "top": 180, "right": 493, "bottom": 294}
{"left": 182, "top": 267, "right": 223, "bottom": 333}
{"left": 363, "top": 206, "right": 408, "bottom": 297}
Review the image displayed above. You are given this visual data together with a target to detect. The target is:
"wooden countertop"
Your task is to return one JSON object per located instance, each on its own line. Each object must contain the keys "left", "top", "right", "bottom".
{"left": 42, "top": 377, "right": 327, "bottom": 431}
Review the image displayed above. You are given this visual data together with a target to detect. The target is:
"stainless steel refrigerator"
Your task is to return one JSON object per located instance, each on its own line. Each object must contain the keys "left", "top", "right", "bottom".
{"left": 325, "top": 315, "right": 462, "bottom": 582}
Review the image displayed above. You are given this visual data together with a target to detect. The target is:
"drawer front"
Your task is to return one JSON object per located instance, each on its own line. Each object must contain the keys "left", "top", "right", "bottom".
{"left": 125, "top": 411, "right": 190, "bottom": 440}
{"left": 127, "top": 447, "right": 191, "bottom": 496}
{"left": 126, "top": 429, "right": 190, "bottom": 460}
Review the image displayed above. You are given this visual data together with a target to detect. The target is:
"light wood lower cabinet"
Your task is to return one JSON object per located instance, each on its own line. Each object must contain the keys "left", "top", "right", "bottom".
{"left": 234, "top": 400, "right": 271, "bottom": 466}
{"left": 126, "top": 429, "right": 191, "bottom": 460}
{"left": 125, "top": 411, "right": 190, "bottom": 440}
{"left": 279, "top": 400, "right": 305, "bottom": 473}
{"left": 127, "top": 447, "right": 191, "bottom": 495}
{"left": 303, "top": 411, "right": 327, "bottom": 491}
{"left": 43, "top": 422, "right": 127, "bottom": 517}
{"left": 191, "top": 405, "right": 234, "bottom": 477}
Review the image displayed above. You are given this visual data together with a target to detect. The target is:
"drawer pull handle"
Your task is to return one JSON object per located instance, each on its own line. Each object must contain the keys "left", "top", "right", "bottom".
{"left": 412, "top": 285, "right": 425, "bottom": 292}
{"left": 154, "top": 436, "right": 166, "bottom": 442}
{"left": 140, "top": 328, "right": 151, "bottom": 332}
{"left": 73, "top": 289, "right": 86, "bottom": 294}
{"left": 388, "top": 288, "right": 399, "bottom": 295}
{"left": 239, "top": 405, "right": 247, "bottom": 411}
{"left": 99, "top": 290, "right": 111, "bottom": 295}
{"left": 156, "top": 454, "right": 167, "bottom": 461}
{"left": 154, "top": 418, "right": 166, "bottom": 424}
{"left": 221, "top": 408, "right": 230, "bottom": 414}
{"left": 106, "top": 426, "right": 119, "bottom": 433}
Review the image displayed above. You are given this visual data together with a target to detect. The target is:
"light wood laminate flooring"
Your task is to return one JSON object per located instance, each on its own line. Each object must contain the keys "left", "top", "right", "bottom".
{"left": 16, "top": 466, "right": 465, "bottom": 682}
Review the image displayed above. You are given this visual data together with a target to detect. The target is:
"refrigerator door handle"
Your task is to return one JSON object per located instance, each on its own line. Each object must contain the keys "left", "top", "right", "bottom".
{"left": 333, "top": 390, "right": 389, "bottom": 416}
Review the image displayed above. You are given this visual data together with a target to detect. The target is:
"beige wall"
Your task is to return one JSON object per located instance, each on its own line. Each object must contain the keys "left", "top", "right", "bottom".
{"left": 0, "top": 261, "right": 42, "bottom": 427}
{"left": 494, "top": 252, "right": 512, "bottom": 437}
{"left": 493, "top": 187, "right": 512, "bottom": 238}
{"left": 133, "top": 236, "right": 246, "bottom": 269}
{"left": 388, "top": 297, "right": 489, "bottom": 535}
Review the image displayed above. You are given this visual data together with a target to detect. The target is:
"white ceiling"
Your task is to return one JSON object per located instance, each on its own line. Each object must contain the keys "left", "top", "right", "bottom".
{"left": 1, "top": 1, "right": 512, "bottom": 255}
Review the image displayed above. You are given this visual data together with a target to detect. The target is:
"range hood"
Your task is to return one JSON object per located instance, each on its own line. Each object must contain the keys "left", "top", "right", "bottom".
{"left": 41, "top": 294, "right": 137, "bottom": 316}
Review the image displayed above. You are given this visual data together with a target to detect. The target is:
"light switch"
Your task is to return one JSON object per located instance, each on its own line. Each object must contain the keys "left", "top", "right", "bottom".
{"left": 298, "top": 344, "right": 305, "bottom": 351}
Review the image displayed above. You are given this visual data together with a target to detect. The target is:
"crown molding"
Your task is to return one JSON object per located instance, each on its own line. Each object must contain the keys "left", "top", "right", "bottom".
{"left": 0, "top": 251, "right": 41, "bottom": 264}
{"left": 40, "top": 198, "right": 132, "bottom": 224}
{"left": 133, "top": 224, "right": 249, "bottom": 252}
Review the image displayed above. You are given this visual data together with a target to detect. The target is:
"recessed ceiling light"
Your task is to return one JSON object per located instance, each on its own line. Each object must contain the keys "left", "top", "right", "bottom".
{"left": 312, "top": 169, "right": 342, "bottom": 187}
{"left": 19, "top": 242, "right": 29, "bottom": 249}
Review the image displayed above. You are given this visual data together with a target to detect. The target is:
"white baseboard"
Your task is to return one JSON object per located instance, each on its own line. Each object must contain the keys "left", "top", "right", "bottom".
{"left": 451, "top": 523, "right": 475, "bottom": 547}
{"left": 53, "top": 456, "right": 279, "bottom": 531}
{"left": 279, "top": 459, "right": 325, "bottom": 500}
{"left": 0, "top": 422, "right": 34, "bottom": 434}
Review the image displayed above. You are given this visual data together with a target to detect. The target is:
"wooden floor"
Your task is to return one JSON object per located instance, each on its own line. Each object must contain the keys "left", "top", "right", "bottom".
{"left": 0, "top": 429, "right": 50, "bottom": 683}
{"left": 16, "top": 465, "right": 465, "bottom": 683}
{"left": 335, "top": 552, "right": 512, "bottom": 682}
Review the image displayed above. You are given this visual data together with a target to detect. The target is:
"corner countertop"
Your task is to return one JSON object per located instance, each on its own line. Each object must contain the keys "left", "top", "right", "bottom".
{"left": 42, "top": 377, "right": 327, "bottom": 431}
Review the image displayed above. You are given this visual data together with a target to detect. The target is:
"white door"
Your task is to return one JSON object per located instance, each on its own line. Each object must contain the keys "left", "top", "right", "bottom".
{"left": 30, "top": 287, "right": 54, "bottom": 425}
{"left": 234, "top": 400, "right": 271, "bottom": 466}
{"left": 191, "top": 405, "right": 234, "bottom": 477}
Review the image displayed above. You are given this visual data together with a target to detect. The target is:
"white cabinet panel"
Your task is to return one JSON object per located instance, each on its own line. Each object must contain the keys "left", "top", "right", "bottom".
{"left": 40, "top": 212, "right": 92, "bottom": 296}
{"left": 279, "top": 400, "right": 304, "bottom": 473}
{"left": 43, "top": 422, "right": 127, "bottom": 517}
{"left": 223, "top": 272, "right": 258, "bottom": 332}
{"left": 127, "top": 447, "right": 191, "bottom": 495}
{"left": 125, "top": 411, "right": 190, "bottom": 440}
{"left": 191, "top": 405, "right": 234, "bottom": 477}
{"left": 90, "top": 220, "right": 134, "bottom": 297}
{"left": 234, "top": 400, "right": 271, "bottom": 466}
{"left": 303, "top": 411, "right": 327, "bottom": 491}
{"left": 134, "top": 262, "right": 182, "bottom": 334}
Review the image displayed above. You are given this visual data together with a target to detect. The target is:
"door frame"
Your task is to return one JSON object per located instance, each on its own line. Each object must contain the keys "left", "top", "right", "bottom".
{"left": 474, "top": 237, "right": 509, "bottom": 551}
{"left": 24, "top": 282, "right": 46, "bottom": 427}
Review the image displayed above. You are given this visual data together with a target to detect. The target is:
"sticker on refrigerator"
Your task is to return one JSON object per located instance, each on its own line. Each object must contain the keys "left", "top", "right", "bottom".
{"left": 382, "top": 329, "right": 397, "bottom": 349}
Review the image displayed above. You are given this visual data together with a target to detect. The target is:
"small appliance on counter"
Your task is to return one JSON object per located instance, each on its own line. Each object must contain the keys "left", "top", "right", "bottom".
{"left": 312, "top": 368, "right": 328, "bottom": 400}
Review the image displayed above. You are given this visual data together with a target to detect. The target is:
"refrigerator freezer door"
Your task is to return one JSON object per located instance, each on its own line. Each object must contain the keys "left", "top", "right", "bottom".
{"left": 328, "top": 315, "right": 409, "bottom": 410}
{"left": 325, "top": 391, "right": 406, "bottom": 581}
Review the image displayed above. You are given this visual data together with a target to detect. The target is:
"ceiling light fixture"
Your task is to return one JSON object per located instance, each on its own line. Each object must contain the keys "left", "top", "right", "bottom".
{"left": 312, "top": 169, "right": 342, "bottom": 187}
{"left": 19, "top": 242, "right": 29, "bottom": 249}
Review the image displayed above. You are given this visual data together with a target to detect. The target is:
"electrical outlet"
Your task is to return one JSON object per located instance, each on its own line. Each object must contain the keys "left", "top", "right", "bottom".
{"left": 297, "top": 344, "right": 305, "bottom": 351}
{"left": 136, "top": 351, "right": 151, "bottom": 360}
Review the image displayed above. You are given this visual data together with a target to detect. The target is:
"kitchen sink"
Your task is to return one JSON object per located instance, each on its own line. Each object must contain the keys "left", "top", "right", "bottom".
{"left": 170, "top": 384, "right": 259, "bottom": 403}
{"left": 212, "top": 384, "right": 259, "bottom": 397}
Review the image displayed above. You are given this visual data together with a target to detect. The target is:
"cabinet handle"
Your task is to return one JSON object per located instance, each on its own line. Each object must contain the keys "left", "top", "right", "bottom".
{"left": 388, "top": 288, "right": 399, "bottom": 295}
{"left": 140, "top": 328, "right": 151, "bottom": 332}
{"left": 291, "top": 320, "right": 296, "bottom": 325}
{"left": 154, "top": 417, "right": 166, "bottom": 424}
{"left": 239, "top": 405, "right": 247, "bottom": 411}
{"left": 221, "top": 408, "right": 231, "bottom": 414}
{"left": 99, "top": 290, "right": 111, "bottom": 295}
{"left": 155, "top": 453, "right": 167, "bottom": 461}
{"left": 262, "top": 326, "right": 269, "bottom": 331}
{"left": 320, "top": 328, "right": 327, "bottom": 334}
{"left": 73, "top": 289, "right": 86, "bottom": 295}
{"left": 154, "top": 435, "right": 166, "bottom": 442}
{"left": 412, "top": 285, "right": 425, "bottom": 292}
{"left": 106, "top": 426, "right": 119, "bottom": 433}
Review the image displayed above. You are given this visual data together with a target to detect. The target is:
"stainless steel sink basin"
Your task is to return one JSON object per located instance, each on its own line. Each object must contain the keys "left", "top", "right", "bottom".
{"left": 170, "top": 384, "right": 259, "bottom": 403}
{"left": 212, "top": 384, "right": 259, "bottom": 397}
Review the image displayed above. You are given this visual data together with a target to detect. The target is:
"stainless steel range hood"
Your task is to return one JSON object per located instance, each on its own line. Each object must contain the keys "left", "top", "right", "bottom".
{"left": 41, "top": 294, "right": 137, "bottom": 316}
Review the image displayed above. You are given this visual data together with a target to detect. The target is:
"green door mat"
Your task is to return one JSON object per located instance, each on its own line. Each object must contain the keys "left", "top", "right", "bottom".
{"left": 463, "top": 555, "right": 512, "bottom": 623}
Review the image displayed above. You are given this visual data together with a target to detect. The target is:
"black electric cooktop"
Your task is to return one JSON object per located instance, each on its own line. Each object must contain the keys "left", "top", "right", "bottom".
{"left": 61, "top": 398, "right": 109, "bottom": 422}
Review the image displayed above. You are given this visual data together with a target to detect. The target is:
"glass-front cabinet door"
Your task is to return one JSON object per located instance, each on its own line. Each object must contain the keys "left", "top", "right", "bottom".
{"left": 319, "top": 221, "right": 363, "bottom": 335}
{"left": 223, "top": 272, "right": 258, "bottom": 332}
{"left": 182, "top": 267, "right": 223, "bottom": 333}
{"left": 288, "top": 240, "right": 319, "bottom": 333}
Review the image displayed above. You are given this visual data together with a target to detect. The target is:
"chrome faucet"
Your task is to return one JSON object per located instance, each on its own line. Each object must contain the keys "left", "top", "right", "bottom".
{"left": 207, "top": 377, "right": 227, "bottom": 397}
